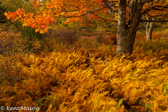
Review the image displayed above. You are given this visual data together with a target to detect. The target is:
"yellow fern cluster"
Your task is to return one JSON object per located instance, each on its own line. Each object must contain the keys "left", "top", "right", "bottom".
{"left": 0, "top": 36, "right": 168, "bottom": 112}
{"left": 0, "top": 51, "right": 126, "bottom": 111}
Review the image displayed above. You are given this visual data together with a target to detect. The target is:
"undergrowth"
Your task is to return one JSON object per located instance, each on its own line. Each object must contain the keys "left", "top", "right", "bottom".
{"left": 0, "top": 31, "right": 168, "bottom": 112}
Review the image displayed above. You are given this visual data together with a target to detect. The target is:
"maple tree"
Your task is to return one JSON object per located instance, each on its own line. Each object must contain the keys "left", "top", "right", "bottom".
{"left": 4, "top": 0, "right": 168, "bottom": 54}
{"left": 4, "top": 0, "right": 114, "bottom": 33}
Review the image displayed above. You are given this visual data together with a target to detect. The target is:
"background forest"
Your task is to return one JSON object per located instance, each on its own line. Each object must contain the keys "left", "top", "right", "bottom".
{"left": 0, "top": 0, "right": 168, "bottom": 112}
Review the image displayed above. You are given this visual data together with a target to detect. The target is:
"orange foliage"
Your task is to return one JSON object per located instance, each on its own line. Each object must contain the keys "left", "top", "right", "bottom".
{"left": 4, "top": 0, "right": 168, "bottom": 35}
{"left": 4, "top": 0, "right": 116, "bottom": 33}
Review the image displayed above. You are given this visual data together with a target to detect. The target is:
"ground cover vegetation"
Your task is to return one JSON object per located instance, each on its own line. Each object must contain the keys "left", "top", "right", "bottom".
{"left": 0, "top": 0, "right": 168, "bottom": 112}
{"left": 0, "top": 28, "right": 168, "bottom": 112}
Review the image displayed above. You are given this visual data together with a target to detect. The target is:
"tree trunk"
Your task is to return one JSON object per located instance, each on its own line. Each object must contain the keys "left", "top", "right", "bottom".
{"left": 116, "top": 1, "right": 143, "bottom": 55}
{"left": 116, "top": 0, "right": 126, "bottom": 54}
{"left": 146, "top": 18, "right": 154, "bottom": 41}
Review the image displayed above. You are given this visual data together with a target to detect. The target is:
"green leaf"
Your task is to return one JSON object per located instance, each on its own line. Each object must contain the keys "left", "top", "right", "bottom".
{"left": 116, "top": 98, "right": 125, "bottom": 109}
{"left": 163, "top": 82, "right": 168, "bottom": 95}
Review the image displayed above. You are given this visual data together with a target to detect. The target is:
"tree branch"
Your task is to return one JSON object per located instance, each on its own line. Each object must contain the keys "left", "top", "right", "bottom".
{"left": 141, "top": 5, "right": 168, "bottom": 15}
{"left": 141, "top": 19, "right": 168, "bottom": 22}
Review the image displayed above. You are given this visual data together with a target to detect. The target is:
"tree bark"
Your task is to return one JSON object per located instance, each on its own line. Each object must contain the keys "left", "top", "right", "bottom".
{"left": 116, "top": 1, "right": 143, "bottom": 55}
{"left": 116, "top": 0, "right": 126, "bottom": 54}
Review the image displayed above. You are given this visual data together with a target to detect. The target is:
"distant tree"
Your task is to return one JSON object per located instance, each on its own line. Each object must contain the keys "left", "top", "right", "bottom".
{"left": 145, "top": 17, "right": 154, "bottom": 41}
{"left": 0, "top": 0, "right": 34, "bottom": 12}
{"left": 0, "top": 0, "right": 35, "bottom": 32}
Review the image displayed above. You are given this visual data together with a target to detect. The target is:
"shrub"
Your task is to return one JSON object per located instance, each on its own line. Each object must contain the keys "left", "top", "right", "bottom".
{"left": 96, "top": 34, "right": 117, "bottom": 45}
{"left": 0, "top": 54, "right": 20, "bottom": 86}
{"left": 21, "top": 26, "right": 42, "bottom": 40}
{"left": 43, "top": 25, "right": 80, "bottom": 45}
{"left": 0, "top": 31, "right": 25, "bottom": 55}
{"left": 139, "top": 37, "right": 168, "bottom": 52}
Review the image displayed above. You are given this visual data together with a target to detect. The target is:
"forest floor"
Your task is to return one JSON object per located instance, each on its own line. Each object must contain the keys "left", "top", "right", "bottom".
{"left": 0, "top": 30, "right": 168, "bottom": 112}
